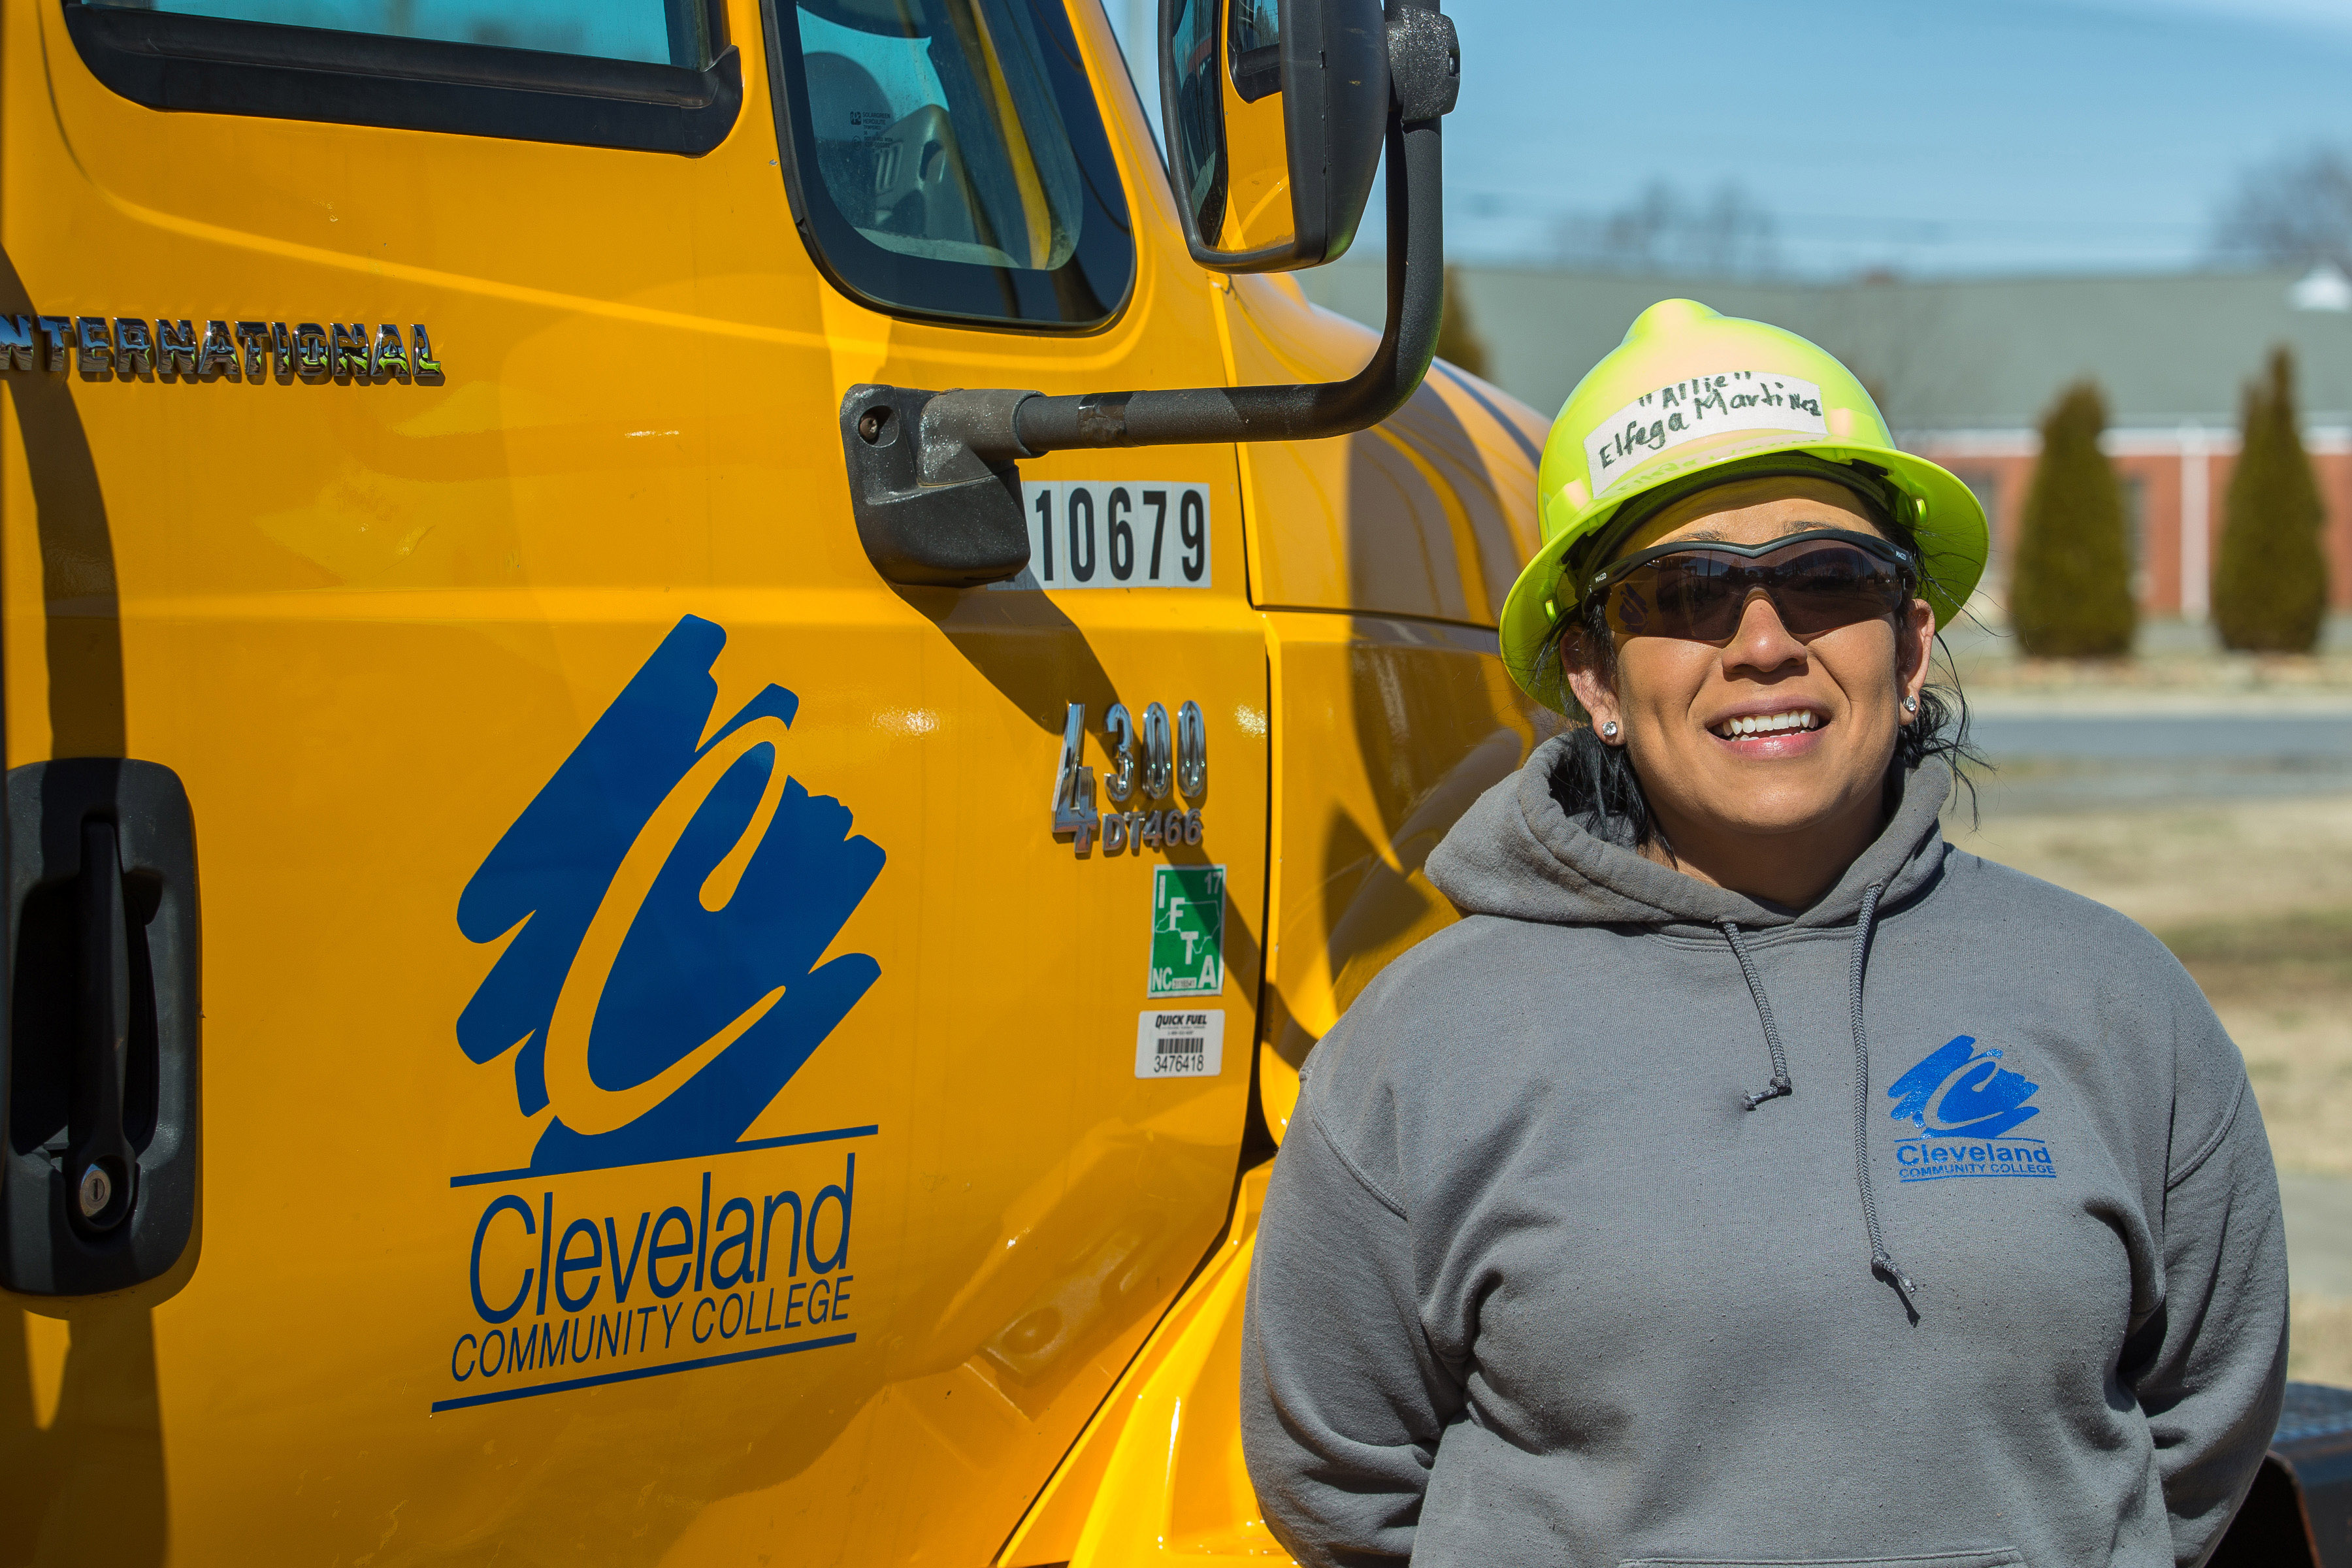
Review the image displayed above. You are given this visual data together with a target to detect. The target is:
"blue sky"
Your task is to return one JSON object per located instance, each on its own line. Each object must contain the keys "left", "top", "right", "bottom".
{"left": 1439, "top": 0, "right": 2352, "bottom": 276}
{"left": 1110, "top": 0, "right": 2352, "bottom": 278}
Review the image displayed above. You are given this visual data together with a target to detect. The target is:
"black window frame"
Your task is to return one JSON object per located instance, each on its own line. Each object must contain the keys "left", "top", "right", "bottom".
{"left": 762, "top": 0, "right": 1135, "bottom": 334}
{"left": 61, "top": 0, "right": 742, "bottom": 157}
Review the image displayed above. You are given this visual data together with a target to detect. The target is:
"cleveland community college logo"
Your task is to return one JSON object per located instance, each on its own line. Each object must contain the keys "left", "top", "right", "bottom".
{"left": 1887, "top": 1034, "right": 2056, "bottom": 1183}
{"left": 438, "top": 615, "right": 886, "bottom": 1412}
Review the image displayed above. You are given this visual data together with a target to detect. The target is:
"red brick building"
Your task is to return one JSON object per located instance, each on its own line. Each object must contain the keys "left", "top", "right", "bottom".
{"left": 1917, "top": 424, "right": 2352, "bottom": 616}
{"left": 1307, "top": 260, "right": 2352, "bottom": 621}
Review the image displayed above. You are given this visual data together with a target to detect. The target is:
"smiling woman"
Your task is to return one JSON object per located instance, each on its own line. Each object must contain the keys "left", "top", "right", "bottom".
{"left": 1239, "top": 301, "right": 2293, "bottom": 1568}
{"left": 1558, "top": 472, "right": 1940, "bottom": 906}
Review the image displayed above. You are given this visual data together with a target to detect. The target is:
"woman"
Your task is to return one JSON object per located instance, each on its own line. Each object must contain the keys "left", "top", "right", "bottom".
{"left": 1241, "top": 301, "right": 2287, "bottom": 1567}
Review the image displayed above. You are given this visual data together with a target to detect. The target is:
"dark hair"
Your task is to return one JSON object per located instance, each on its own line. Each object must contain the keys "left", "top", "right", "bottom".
{"left": 1535, "top": 488, "right": 1982, "bottom": 851}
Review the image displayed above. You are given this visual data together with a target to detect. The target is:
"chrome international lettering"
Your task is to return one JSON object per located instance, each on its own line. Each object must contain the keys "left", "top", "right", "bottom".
{"left": 0, "top": 315, "right": 445, "bottom": 383}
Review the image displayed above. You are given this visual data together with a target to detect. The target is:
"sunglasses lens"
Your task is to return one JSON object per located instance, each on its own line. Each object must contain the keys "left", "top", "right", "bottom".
{"left": 1606, "top": 556, "right": 1741, "bottom": 640}
{"left": 1769, "top": 546, "right": 1909, "bottom": 634}
{"left": 1601, "top": 543, "right": 1909, "bottom": 643}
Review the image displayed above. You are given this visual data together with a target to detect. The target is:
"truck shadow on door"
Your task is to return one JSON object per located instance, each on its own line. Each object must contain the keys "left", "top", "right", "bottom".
{"left": 0, "top": 246, "right": 165, "bottom": 1564}
{"left": 0, "top": 1305, "right": 168, "bottom": 1566}
{"left": 1, "top": 246, "right": 128, "bottom": 759}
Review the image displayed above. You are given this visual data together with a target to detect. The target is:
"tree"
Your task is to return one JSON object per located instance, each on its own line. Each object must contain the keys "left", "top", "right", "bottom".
{"left": 1550, "top": 179, "right": 1781, "bottom": 279}
{"left": 1435, "top": 266, "right": 1490, "bottom": 380}
{"left": 2209, "top": 144, "right": 2352, "bottom": 270}
{"left": 2213, "top": 346, "right": 2328, "bottom": 652}
{"left": 2010, "top": 381, "right": 2136, "bottom": 659}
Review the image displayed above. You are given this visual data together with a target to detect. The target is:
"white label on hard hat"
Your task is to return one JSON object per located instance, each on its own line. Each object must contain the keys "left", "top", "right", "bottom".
{"left": 1584, "top": 372, "right": 1829, "bottom": 495}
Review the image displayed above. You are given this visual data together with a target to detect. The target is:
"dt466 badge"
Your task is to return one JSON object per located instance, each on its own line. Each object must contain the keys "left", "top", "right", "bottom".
{"left": 1051, "top": 700, "right": 1205, "bottom": 857}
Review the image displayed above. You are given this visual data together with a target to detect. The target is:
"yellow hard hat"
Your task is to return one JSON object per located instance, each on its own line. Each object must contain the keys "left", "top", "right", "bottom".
{"left": 1499, "top": 298, "right": 1989, "bottom": 710}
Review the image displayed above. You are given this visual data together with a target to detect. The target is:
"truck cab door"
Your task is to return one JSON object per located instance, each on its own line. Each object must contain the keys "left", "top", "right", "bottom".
{"left": 1, "top": 0, "right": 1262, "bottom": 1560}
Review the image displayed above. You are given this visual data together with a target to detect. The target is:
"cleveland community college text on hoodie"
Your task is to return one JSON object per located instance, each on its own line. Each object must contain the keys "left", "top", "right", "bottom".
{"left": 1241, "top": 740, "right": 2289, "bottom": 1568}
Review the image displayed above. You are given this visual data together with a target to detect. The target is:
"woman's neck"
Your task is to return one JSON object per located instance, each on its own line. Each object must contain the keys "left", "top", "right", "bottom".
{"left": 1639, "top": 785, "right": 1890, "bottom": 908}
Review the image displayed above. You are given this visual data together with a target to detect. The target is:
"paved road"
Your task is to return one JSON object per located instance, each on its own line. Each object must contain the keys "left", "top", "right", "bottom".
{"left": 1970, "top": 713, "right": 2352, "bottom": 762}
{"left": 1959, "top": 711, "right": 2352, "bottom": 811}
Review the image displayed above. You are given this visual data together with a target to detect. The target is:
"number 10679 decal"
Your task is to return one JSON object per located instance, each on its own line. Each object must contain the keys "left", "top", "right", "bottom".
{"left": 1019, "top": 482, "right": 1211, "bottom": 589}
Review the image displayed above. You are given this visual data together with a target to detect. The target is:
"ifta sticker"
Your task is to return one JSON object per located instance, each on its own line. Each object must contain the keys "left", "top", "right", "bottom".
{"left": 1148, "top": 864, "right": 1226, "bottom": 998}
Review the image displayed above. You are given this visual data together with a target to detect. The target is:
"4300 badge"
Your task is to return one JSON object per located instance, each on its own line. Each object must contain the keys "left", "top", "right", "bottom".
{"left": 1050, "top": 699, "right": 1207, "bottom": 857}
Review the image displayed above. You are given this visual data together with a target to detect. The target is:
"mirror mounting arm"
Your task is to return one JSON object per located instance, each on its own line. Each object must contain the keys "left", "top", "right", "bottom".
{"left": 837, "top": 1, "right": 1458, "bottom": 589}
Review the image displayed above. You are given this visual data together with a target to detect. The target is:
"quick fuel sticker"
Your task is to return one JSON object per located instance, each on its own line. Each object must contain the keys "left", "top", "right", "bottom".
{"left": 1148, "top": 864, "right": 1226, "bottom": 998}
{"left": 1136, "top": 1009, "right": 1224, "bottom": 1079}
{"left": 1585, "top": 371, "right": 1828, "bottom": 494}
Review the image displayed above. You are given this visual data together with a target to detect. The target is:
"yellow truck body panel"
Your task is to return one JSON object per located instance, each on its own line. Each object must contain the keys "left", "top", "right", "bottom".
{"left": 0, "top": 0, "right": 1547, "bottom": 1557}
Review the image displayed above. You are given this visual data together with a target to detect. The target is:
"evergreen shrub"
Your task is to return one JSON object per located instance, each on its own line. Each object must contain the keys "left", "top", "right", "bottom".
{"left": 2213, "top": 346, "right": 2328, "bottom": 653}
{"left": 2010, "top": 380, "right": 2136, "bottom": 658}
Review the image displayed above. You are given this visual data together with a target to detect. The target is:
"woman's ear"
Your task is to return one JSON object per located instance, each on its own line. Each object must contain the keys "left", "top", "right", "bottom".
{"left": 1562, "top": 630, "right": 1622, "bottom": 736}
{"left": 1899, "top": 599, "right": 1935, "bottom": 709}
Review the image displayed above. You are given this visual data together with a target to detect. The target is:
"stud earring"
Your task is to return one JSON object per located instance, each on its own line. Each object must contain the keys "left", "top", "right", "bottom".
{"left": 1601, "top": 721, "right": 1620, "bottom": 741}
{"left": 1903, "top": 696, "right": 1918, "bottom": 714}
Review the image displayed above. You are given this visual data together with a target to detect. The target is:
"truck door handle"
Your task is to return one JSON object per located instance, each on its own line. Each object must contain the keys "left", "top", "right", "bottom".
{"left": 65, "top": 818, "right": 138, "bottom": 1232}
{"left": 3, "top": 759, "right": 201, "bottom": 1294}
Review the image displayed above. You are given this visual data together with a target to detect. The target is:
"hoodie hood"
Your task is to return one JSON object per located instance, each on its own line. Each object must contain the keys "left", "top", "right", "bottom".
{"left": 1426, "top": 733, "right": 1954, "bottom": 934}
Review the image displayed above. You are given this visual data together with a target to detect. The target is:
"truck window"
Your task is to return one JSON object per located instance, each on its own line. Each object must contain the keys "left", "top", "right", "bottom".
{"left": 78, "top": 0, "right": 710, "bottom": 67}
{"left": 63, "top": 0, "right": 740, "bottom": 154}
{"left": 771, "top": 0, "right": 1134, "bottom": 328}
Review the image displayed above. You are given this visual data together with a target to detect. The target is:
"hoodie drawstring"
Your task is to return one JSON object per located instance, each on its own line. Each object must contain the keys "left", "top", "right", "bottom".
{"left": 1848, "top": 882, "right": 1918, "bottom": 1311}
{"left": 1722, "top": 885, "right": 1919, "bottom": 1314}
{"left": 1718, "top": 920, "right": 1792, "bottom": 1109}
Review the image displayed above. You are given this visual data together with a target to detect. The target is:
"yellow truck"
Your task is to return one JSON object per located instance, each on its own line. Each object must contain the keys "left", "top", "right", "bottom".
{"left": 7, "top": 0, "right": 2346, "bottom": 1560}
{"left": 0, "top": 0, "right": 1558, "bottom": 1558}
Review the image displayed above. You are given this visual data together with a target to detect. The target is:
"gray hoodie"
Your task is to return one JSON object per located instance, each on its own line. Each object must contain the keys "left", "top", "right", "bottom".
{"left": 1241, "top": 738, "right": 2288, "bottom": 1568}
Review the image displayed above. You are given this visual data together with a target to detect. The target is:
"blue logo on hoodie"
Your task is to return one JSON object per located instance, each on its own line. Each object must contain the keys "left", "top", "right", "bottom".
{"left": 1887, "top": 1035, "right": 2055, "bottom": 1182}
{"left": 454, "top": 616, "right": 887, "bottom": 1180}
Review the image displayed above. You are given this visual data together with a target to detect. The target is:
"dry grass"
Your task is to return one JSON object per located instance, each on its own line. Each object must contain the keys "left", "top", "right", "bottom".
{"left": 2159, "top": 908, "right": 2352, "bottom": 1179}
{"left": 1957, "top": 653, "right": 2352, "bottom": 694}
{"left": 1947, "top": 792, "right": 2352, "bottom": 932}
{"left": 2292, "top": 1293, "right": 2352, "bottom": 1385}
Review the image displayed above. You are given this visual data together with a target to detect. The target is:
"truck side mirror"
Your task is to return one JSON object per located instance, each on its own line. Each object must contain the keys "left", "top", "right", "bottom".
{"left": 1160, "top": 0, "right": 1388, "bottom": 272}
{"left": 839, "top": 0, "right": 1458, "bottom": 589}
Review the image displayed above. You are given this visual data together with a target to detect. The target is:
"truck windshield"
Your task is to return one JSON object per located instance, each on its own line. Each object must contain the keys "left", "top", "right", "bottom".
{"left": 774, "top": 0, "right": 1134, "bottom": 328}
{"left": 82, "top": 0, "right": 710, "bottom": 66}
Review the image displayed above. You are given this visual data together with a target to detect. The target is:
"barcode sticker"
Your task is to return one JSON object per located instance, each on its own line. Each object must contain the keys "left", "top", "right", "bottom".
{"left": 1135, "top": 1008, "right": 1225, "bottom": 1079}
{"left": 990, "top": 482, "right": 1213, "bottom": 589}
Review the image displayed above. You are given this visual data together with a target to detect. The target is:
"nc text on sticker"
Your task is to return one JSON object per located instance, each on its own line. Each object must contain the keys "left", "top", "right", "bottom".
{"left": 1584, "top": 372, "right": 1827, "bottom": 494}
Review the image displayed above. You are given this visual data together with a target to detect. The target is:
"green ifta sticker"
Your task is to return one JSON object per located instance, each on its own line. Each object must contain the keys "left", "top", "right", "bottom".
{"left": 1149, "top": 864, "right": 1226, "bottom": 998}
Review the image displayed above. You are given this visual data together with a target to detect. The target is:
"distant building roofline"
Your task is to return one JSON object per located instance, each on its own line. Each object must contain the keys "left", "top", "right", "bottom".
{"left": 1334, "top": 255, "right": 2314, "bottom": 291}
{"left": 1904, "top": 425, "right": 2352, "bottom": 457}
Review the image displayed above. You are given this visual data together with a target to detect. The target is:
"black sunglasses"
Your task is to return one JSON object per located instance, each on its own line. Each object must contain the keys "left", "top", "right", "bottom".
{"left": 1587, "top": 529, "right": 1919, "bottom": 644}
